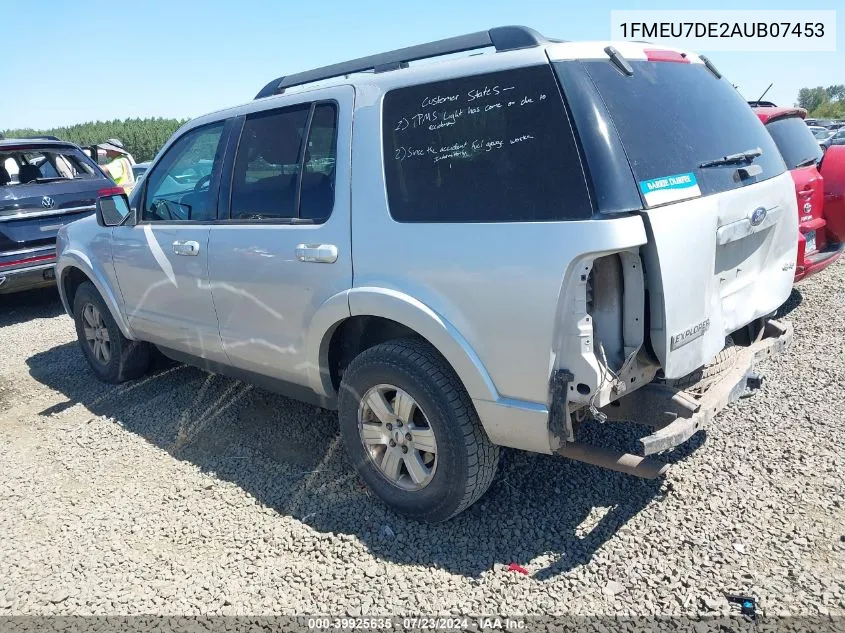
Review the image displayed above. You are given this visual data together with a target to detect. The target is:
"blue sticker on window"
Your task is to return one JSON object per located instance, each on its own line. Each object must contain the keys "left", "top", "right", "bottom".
{"left": 638, "top": 172, "right": 701, "bottom": 207}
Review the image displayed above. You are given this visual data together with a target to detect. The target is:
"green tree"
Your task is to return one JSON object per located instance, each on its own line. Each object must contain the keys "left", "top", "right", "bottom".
{"left": 796, "top": 85, "right": 845, "bottom": 118}
{"left": 796, "top": 87, "right": 829, "bottom": 113}
{"left": 0, "top": 117, "right": 188, "bottom": 162}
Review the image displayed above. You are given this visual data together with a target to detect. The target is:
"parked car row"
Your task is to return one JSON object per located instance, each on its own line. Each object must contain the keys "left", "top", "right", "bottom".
{"left": 5, "top": 27, "right": 843, "bottom": 521}
{"left": 753, "top": 105, "right": 845, "bottom": 280}
{"left": 804, "top": 118, "right": 845, "bottom": 130}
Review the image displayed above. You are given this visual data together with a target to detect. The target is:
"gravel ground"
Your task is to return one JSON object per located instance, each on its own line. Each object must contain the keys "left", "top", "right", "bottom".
{"left": 0, "top": 261, "right": 843, "bottom": 621}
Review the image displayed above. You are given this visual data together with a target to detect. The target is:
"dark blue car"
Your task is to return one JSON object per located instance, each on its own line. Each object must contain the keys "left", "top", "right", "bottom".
{"left": 1, "top": 138, "right": 114, "bottom": 294}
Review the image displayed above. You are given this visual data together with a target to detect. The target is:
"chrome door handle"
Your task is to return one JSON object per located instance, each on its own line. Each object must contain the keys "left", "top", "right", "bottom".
{"left": 295, "top": 243, "right": 338, "bottom": 263}
{"left": 172, "top": 240, "right": 200, "bottom": 256}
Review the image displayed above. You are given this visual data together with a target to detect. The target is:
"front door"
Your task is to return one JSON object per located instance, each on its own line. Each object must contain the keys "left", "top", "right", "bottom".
{"left": 207, "top": 87, "right": 353, "bottom": 386}
{"left": 111, "top": 121, "right": 229, "bottom": 362}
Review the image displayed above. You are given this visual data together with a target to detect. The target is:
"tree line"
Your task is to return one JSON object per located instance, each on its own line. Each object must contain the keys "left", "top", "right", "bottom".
{"left": 0, "top": 117, "right": 187, "bottom": 163}
{"left": 796, "top": 85, "right": 845, "bottom": 119}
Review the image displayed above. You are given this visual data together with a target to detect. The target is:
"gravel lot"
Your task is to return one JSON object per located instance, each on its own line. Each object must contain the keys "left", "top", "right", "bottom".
{"left": 0, "top": 261, "right": 843, "bottom": 621}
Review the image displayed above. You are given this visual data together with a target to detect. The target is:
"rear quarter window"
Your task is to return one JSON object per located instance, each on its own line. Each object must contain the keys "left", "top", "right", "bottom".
{"left": 382, "top": 65, "right": 592, "bottom": 222}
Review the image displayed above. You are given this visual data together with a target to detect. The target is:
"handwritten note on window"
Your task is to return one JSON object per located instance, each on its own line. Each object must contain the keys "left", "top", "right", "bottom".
{"left": 391, "top": 81, "right": 549, "bottom": 165}
{"left": 382, "top": 65, "right": 592, "bottom": 223}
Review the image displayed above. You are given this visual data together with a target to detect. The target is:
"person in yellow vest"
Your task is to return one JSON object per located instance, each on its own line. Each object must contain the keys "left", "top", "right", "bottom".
{"left": 97, "top": 139, "right": 136, "bottom": 194}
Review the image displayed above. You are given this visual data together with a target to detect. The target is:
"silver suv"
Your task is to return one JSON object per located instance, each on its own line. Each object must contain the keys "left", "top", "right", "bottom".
{"left": 56, "top": 27, "right": 796, "bottom": 522}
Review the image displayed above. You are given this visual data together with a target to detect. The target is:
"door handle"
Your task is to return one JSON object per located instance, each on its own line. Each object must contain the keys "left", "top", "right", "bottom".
{"left": 295, "top": 243, "right": 338, "bottom": 263}
{"left": 172, "top": 240, "right": 200, "bottom": 256}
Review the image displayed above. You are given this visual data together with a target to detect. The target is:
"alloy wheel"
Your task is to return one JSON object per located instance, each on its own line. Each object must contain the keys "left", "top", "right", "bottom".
{"left": 82, "top": 303, "right": 111, "bottom": 365}
{"left": 358, "top": 384, "right": 438, "bottom": 491}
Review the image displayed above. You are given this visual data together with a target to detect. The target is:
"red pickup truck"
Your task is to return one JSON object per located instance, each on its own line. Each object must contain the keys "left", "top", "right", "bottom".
{"left": 753, "top": 106, "right": 845, "bottom": 281}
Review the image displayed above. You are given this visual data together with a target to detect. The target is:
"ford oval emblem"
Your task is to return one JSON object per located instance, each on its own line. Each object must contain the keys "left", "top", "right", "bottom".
{"left": 750, "top": 207, "right": 767, "bottom": 226}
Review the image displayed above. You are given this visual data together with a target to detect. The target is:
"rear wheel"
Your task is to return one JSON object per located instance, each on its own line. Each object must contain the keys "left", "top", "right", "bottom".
{"left": 338, "top": 338, "right": 499, "bottom": 522}
{"left": 73, "top": 281, "right": 150, "bottom": 383}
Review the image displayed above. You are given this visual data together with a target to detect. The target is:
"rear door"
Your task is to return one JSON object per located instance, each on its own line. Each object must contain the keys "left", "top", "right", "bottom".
{"left": 207, "top": 86, "right": 353, "bottom": 386}
{"left": 111, "top": 121, "right": 229, "bottom": 361}
{"left": 554, "top": 52, "right": 798, "bottom": 378}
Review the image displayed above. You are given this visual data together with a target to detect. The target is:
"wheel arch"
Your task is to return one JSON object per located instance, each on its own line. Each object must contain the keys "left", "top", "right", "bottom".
{"left": 57, "top": 252, "right": 134, "bottom": 340}
{"left": 306, "top": 287, "right": 499, "bottom": 404}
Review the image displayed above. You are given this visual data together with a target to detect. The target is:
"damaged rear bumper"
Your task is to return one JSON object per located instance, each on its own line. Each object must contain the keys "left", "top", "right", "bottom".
{"left": 601, "top": 318, "right": 793, "bottom": 456}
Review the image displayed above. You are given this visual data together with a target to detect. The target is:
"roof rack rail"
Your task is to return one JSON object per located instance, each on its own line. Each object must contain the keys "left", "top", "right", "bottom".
{"left": 255, "top": 25, "right": 555, "bottom": 99}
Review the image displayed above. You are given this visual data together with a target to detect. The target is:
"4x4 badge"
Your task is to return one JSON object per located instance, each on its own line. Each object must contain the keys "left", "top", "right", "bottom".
{"left": 41, "top": 196, "right": 55, "bottom": 209}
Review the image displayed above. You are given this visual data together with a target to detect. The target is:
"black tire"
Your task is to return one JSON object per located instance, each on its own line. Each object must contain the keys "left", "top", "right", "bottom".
{"left": 73, "top": 281, "right": 151, "bottom": 383}
{"left": 338, "top": 338, "right": 499, "bottom": 522}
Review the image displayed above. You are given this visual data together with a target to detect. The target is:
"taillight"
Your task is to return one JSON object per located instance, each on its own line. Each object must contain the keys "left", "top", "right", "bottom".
{"left": 644, "top": 49, "right": 690, "bottom": 63}
{"left": 97, "top": 187, "right": 125, "bottom": 197}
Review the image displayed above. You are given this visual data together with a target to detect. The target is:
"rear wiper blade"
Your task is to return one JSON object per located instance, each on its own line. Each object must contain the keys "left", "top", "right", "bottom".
{"left": 795, "top": 157, "right": 818, "bottom": 168}
{"left": 699, "top": 147, "right": 763, "bottom": 168}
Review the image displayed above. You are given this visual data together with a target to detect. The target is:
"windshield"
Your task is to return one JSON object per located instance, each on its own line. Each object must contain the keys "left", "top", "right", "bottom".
{"left": 0, "top": 146, "right": 99, "bottom": 186}
{"left": 766, "top": 117, "right": 824, "bottom": 169}
{"left": 564, "top": 60, "right": 785, "bottom": 206}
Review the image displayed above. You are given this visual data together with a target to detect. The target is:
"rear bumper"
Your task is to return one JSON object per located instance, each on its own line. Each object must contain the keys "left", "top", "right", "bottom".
{"left": 794, "top": 241, "right": 844, "bottom": 282}
{"left": 601, "top": 318, "right": 793, "bottom": 455}
{"left": 0, "top": 259, "right": 57, "bottom": 294}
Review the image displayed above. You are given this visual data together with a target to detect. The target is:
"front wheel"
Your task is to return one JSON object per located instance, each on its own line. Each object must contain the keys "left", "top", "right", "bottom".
{"left": 73, "top": 281, "right": 151, "bottom": 383}
{"left": 338, "top": 338, "right": 499, "bottom": 522}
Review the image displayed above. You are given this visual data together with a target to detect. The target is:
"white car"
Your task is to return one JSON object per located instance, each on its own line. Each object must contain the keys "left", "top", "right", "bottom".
{"left": 808, "top": 125, "right": 834, "bottom": 147}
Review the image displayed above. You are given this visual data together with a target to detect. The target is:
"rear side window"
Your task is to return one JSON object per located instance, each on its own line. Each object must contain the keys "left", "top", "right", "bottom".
{"left": 765, "top": 116, "right": 824, "bottom": 169}
{"left": 230, "top": 102, "right": 338, "bottom": 222}
{"left": 382, "top": 65, "right": 592, "bottom": 222}
{"left": 573, "top": 60, "right": 785, "bottom": 203}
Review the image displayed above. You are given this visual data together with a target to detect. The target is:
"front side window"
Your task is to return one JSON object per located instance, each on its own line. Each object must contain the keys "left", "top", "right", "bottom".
{"left": 382, "top": 65, "right": 592, "bottom": 222}
{"left": 229, "top": 102, "right": 338, "bottom": 222}
{"left": 142, "top": 123, "right": 225, "bottom": 222}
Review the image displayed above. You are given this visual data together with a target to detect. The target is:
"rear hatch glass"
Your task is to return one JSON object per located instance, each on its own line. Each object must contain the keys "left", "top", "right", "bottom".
{"left": 573, "top": 60, "right": 786, "bottom": 205}
{"left": 764, "top": 116, "right": 824, "bottom": 169}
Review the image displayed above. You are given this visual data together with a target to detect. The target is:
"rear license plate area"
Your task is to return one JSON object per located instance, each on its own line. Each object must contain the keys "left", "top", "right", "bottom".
{"left": 805, "top": 230, "right": 816, "bottom": 254}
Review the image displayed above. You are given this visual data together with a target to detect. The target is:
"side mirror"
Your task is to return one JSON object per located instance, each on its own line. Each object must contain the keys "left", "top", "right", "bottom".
{"left": 96, "top": 189, "right": 131, "bottom": 227}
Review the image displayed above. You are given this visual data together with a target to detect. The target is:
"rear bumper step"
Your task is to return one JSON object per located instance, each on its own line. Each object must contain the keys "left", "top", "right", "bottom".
{"left": 605, "top": 318, "right": 793, "bottom": 456}
{"left": 555, "top": 318, "right": 793, "bottom": 478}
{"left": 796, "top": 241, "right": 844, "bottom": 281}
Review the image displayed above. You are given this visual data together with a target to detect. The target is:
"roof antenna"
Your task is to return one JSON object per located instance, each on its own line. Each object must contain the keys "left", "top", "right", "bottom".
{"left": 756, "top": 83, "right": 773, "bottom": 103}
